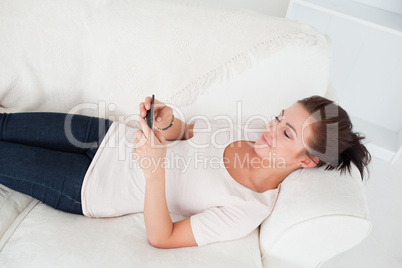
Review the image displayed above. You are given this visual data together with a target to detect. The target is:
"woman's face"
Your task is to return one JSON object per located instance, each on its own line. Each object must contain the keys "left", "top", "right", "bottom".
{"left": 254, "top": 102, "right": 316, "bottom": 169}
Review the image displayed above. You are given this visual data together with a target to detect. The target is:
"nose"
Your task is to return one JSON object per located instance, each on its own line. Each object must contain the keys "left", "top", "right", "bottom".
{"left": 265, "top": 121, "right": 272, "bottom": 134}
{"left": 265, "top": 119, "right": 279, "bottom": 146}
{"left": 266, "top": 117, "right": 279, "bottom": 130}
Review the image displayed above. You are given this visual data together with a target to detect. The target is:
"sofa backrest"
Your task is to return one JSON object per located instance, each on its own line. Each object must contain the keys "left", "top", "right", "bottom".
{"left": 0, "top": 0, "right": 330, "bottom": 125}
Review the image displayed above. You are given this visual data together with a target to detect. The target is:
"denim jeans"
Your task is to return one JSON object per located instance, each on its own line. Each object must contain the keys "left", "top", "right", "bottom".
{"left": 0, "top": 112, "right": 113, "bottom": 215}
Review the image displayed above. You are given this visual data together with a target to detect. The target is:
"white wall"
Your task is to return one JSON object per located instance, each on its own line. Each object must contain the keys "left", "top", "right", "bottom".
{"left": 204, "top": 0, "right": 402, "bottom": 17}
{"left": 353, "top": 0, "right": 402, "bottom": 15}
{"left": 286, "top": 0, "right": 402, "bottom": 163}
{"left": 201, "top": 0, "right": 291, "bottom": 17}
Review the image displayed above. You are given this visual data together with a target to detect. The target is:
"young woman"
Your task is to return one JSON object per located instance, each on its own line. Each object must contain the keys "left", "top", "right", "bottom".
{"left": 0, "top": 95, "right": 371, "bottom": 249}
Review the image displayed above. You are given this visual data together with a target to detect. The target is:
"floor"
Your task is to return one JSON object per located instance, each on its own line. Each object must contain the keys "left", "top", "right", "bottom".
{"left": 321, "top": 155, "right": 402, "bottom": 267}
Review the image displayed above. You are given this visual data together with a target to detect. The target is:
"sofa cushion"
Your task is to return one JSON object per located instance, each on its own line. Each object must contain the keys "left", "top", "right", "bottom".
{"left": 0, "top": 185, "right": 39, "bottom": 251}
{"left": 0, "top": 0, "right": 329, "bottom": 124}
{"left": 0, "top": 203, "right": 263, "bottom": 268}
{"left": 259, "top": 165, "right": 372, "bottom": 267}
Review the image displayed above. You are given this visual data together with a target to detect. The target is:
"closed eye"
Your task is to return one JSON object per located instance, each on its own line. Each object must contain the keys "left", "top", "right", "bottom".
{"left": 275, "top": 116, "right": 281, "bottom": 123}
{"left": 276, "top": 114, "right": 290, "bottom": 138}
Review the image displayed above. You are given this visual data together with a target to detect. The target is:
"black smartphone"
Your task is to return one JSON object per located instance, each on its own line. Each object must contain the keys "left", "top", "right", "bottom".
{"left": 145, "top": 94, "right": 155, "bottom": 129}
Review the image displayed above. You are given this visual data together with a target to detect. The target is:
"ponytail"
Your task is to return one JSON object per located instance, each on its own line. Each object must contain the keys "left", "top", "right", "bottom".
{"left": 298, "top": 96, "right": 371, "bottom": 180}
{"left": 326, "top": 132, "right": 371, "bottom": 180}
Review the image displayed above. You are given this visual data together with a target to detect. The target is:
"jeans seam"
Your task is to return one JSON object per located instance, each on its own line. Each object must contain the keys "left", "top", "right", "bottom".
{"left": 0, "top": 172, "right": 81, "bottom": 203}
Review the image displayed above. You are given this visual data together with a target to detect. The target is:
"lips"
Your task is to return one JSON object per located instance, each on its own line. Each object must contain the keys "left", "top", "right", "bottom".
{"left": 262, "top": 135, "right": 271, "bottom": 147}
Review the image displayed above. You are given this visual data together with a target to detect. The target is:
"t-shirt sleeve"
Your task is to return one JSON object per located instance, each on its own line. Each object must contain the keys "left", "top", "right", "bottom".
{"left": 190, "top": 204, "right": 270, "bottom": 247}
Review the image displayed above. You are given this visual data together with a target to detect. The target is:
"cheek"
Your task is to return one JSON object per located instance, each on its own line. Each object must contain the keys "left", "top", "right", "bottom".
{"left": 273, "top": 131, "right": 285, "bottom": 147}
{"left": 275, "top": 136, "right": 296, "bottom": 155}
{"left": 280, "top": 141, "right": 305, "bottom": 162}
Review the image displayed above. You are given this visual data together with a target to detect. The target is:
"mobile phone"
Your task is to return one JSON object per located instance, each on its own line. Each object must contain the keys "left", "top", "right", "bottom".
{"left": 145, "top": 95, "right": 155, "bottom": 129}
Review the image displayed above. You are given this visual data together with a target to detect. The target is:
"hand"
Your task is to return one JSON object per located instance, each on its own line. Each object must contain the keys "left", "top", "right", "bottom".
{"left": 139, "top": 97, "right": 173, "bottom": 131}
{"left": 133, "top": 117, "right": 167, "bottom": 175}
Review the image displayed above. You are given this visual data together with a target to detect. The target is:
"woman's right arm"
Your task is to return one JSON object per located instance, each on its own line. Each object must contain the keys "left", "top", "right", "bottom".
{"left": 139, "top": 96, "right": 195, "bottom": 141}
{"left": 161, "top": 118, "right": 195, "bottom": 141}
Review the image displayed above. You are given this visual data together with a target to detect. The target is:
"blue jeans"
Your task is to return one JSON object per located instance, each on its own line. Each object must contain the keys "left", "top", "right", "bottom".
{"left": 0, "top": 112, "right": 113, "bottom": 215}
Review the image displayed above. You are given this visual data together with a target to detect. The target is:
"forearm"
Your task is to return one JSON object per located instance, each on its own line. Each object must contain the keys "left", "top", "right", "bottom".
{"left": 143, "top": 168, "right": 173, "bottom": 245}
{"left": 157, "top": 117, "right": 194, "bottom": 141}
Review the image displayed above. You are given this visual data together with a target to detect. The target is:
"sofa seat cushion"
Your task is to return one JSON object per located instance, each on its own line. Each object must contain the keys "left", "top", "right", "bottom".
{"left": 0, "top": 202, "right": 263, "bottom": 268}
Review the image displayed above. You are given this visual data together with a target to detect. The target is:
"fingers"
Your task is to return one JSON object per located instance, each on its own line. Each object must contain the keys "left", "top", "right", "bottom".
{"left": 144, "top": 96, "right": 152, "bottom": 109}
{"left": 139, "top": 96, "right": 170, "bottom": 129}
{"left": 137, "top": 117, "right": 150, "bottom": 139}
{"left": 156, "top": 106, "right": 173, "bottom": 122}
{"left": 139, "top": 102, "right": 147, "bottom": 117}
{"left": 134, "top": 129, "right": 147, "bottom": 148}
{"left": 139, "top": 96, "right": 160, "bottom": 118}
{"left": 139, "top": 97, "right": 152, "bottom": 116}
{"left": 136, "top": 117, "right": 167, "bottom": 145}
{"left": 153, "top": 128, "right": 166, "bottom": 145}
{"left": 145, "top": 96, "right": 163, "bottom": 109}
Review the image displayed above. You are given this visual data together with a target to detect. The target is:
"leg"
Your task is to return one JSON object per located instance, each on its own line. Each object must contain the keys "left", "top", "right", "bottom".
{"left": 0, "top": 141, "right": 91, "bottom": 214}
{"left": 0, "top": 112, "right": 114, "bottom": 154}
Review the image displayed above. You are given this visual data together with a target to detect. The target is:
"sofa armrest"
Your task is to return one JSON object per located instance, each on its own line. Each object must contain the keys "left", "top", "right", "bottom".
{"left": 260, "top": 215, "right": 371, "bottom": 268}
{"left": 259, "top": 166, "right": 372, "bottom": 268}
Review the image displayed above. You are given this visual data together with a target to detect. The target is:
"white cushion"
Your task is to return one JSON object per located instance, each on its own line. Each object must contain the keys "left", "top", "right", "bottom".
{"left": 0, "top": 185, "right": 38, "bottom": 251}
{"left": 180, "top": 43, "right": 330, "bottom": 126}
{"left": 259, "top": 165, "right": 372, "bottom": 268}
{"left": 0, "top": 0, "right": 329, "bottom": 124}
{"left": 0, "top": 203, "right": 263, "bottom": 268}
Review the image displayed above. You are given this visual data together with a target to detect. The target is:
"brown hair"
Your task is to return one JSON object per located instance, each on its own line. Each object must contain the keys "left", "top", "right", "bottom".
{"left": 298, "top": 95, "right": 371, "bottom": 180}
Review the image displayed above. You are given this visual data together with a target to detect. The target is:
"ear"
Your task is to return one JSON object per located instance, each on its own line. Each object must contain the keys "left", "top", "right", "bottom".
{"left": 300, "top": 156, "right": 319, "bottom": 168}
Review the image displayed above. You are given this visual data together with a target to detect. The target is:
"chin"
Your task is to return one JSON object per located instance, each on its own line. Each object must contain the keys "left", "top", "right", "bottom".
{"left": 253, "top": 139, "right": 270, "bottom": 155}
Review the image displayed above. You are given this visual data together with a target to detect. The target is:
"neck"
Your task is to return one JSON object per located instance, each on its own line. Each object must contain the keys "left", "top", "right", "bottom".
{"left": 242, "top": 142, "right": 297, "bottom": 191}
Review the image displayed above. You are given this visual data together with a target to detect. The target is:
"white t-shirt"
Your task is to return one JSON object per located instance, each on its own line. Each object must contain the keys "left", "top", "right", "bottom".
{"left": 81, "top": 119, "right": 281, "bottom": 247}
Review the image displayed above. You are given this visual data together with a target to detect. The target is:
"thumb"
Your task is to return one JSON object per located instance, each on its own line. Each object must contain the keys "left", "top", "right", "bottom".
{"left": 155, "top": 106, "right": 171, "bottom": 122}
{"left": 154, "top": 128, "right": 167, "bottom": 145}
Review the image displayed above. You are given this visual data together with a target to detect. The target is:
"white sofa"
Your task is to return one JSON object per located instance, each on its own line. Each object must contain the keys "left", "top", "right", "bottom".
{"left": 0, "top": 0, "right": 371, "bottom": 267}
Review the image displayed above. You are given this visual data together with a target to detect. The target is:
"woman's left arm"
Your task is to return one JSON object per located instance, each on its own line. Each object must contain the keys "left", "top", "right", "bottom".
{"left": 134, "top": 117, "right": 197, "bottom": 248}
{"left": 144, "top": 167, "right": 197, "bottom": 248}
